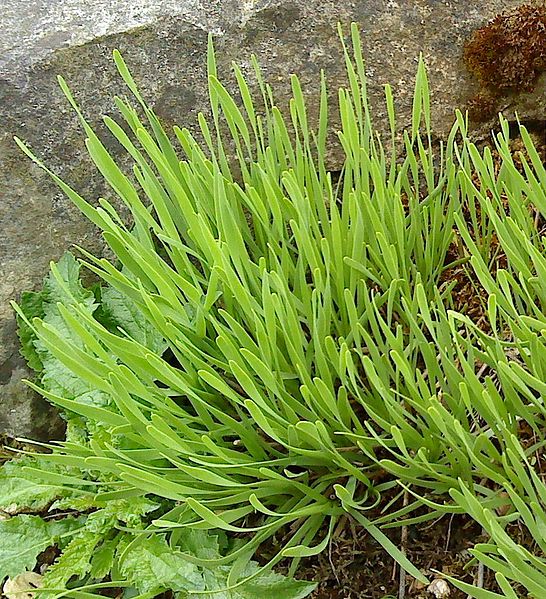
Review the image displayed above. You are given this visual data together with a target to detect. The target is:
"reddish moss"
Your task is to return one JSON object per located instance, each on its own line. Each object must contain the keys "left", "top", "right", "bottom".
{"left": 465, "top": 91, "right": 500, "bottom": 122}
{"left": 464, "top": 4, "right": 546, "bottom": 92}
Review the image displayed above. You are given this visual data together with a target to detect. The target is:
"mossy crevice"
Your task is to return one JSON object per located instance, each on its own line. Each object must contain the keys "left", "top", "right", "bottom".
{"left": 463, "top": 3, "right": 546, "bottom": 122}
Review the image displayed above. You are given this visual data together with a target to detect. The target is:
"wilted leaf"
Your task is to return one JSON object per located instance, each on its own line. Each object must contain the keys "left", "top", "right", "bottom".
{"left": 2, "top": 571, "right": 43, "bottom": 599}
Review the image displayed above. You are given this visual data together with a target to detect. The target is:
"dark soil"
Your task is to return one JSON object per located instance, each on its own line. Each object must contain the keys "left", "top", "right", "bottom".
{"left": 301, "top": 514, "right": 490, "bottom": 599}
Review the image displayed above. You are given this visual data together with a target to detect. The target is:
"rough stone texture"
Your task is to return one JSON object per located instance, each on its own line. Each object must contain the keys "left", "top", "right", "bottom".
{"left": 1, "top": 0, "right": 544, "bottom": 439}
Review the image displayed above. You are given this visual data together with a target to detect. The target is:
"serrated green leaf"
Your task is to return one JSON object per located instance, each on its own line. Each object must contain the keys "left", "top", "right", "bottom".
{"left": 44, "top": 253, "right": 94, "bottom": 306}
{"left": 189, "top": 562, "right": 316, "bottom": 599}
{"left": 0, "top": 515, "right": 83, "bottom": 580}
{"left": 96, "top": 285, "right": 166, "bottom": 354}
{"left": 42, "top": 530, "right": 102, "bottom": 592}
{"left": 90, "top": 536, "right": 120, "bottom": 580}
{"left": 173, "top": 529, "right": 226, "bottom": 561}
{"left": 0, "top": 457, "right": 69, "bottom": 513}
{"left": 119, "top": 535, "right": 204, "bottom": 594}
{"left": 85, "top": 498, "right": 159, "bottom": 533}
{"left": 17, "top": 290, "right": 47, "bottom": 372}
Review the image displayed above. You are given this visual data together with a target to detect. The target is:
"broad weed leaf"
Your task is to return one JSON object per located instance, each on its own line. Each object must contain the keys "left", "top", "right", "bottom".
{"left": 0, "top": 515, "right": 84, "bottom": 580}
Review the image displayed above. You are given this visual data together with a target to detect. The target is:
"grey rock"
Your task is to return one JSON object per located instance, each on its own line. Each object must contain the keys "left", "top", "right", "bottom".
{"left": 1, "top": 0, "right": 543, "bottom": 439}
{"left": 0, "top": 366, "right": 65, "bottom": 441}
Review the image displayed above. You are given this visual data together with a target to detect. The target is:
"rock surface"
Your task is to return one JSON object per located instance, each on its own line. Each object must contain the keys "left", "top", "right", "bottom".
{"left": 1, "top": 0, "right": 543, "bottom": 439}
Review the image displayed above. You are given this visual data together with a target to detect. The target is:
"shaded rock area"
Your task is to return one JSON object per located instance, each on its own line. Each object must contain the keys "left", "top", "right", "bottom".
{"left": 1, "top": 0, "right": 544, "bottom": 439}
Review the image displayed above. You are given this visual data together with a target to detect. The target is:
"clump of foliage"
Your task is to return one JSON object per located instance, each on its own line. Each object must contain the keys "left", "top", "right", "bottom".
{"left": 2, "top": 254, "right": 316, "bottom": 598}
{"left": 4, "top": 23, "right": 546, "bottom": 598}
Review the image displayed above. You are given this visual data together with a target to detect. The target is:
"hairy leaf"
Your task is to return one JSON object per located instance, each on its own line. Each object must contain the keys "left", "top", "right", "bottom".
{"left": 118, "top": 535, "right": 204, "bottom": 593}
{"left": 192, "top": 563, "right": 317, "bottom": 599}
{"left": 97, "top": 285, "right": 166, "bottom": 353}
{"left": 0, "top": 515, "right": 83, "bottom": 580}
{"left": 41, "top": 530, "right": 102, "bottom": 592}
{"left": 0, "top": 457, "right": 69, "bottom": 514}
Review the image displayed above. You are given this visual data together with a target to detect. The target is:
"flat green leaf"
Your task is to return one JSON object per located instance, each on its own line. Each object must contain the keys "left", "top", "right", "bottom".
{"left": 188, "top": 561, "right": 316, "bottom": 599}
{"left": 96, "top": 285, "right": 166, "bottom": 354}
{"left": 42, "top": 530, "right": 102, "bottom": 592}
{"left": 90, "top": 537, "right": 120, "bottom": 580}
{"left": 0, "top": 457, "right": 70, "bottom": 513}
{"left": 17, "top": 290, "right": 47, "bottom": 371}
{"left": 118, "top": 535, "right": 204, "bottom": 594}
{"left": 0, "top": 515, "right": 83, "bottom": 580}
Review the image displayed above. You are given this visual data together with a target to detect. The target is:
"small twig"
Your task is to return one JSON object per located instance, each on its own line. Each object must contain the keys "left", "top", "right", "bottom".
{"left": 476, "top": 362, "right": 489, "bottom": 381}
{"left": 398, "top": 490, "right": 409, "bottom": 599}
{"left": 467, "top": 563, "right": 485, "bottom": 599}
{"left": 330, "top": 515, "right": 350, "bottom": 585}
{"left": 444, "top": 513, "right": 455, "bottom": 552}
{"left": 477, "top": 561, "right": 485, "bottom": 588}
{"left": 328, "top": 536, "right": 340, "bottom": 584}
{"left": 467, "top": 529, "right": 487, "bottom": 599}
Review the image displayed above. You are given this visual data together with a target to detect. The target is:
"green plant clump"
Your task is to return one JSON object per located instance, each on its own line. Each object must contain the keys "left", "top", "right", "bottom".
{"left": 3, "top": 253, "right": 315, "bottom": 598}
{"left": 4, "top": 23, "right": 546, "bottom": 598}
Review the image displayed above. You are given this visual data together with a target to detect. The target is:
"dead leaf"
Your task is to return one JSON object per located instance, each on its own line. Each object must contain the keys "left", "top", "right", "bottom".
{"left": 2, "top": 572, "right": 43, "bottom": 599}
{"left": 427, "top": 578, "right": 451, "bottom": 598}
